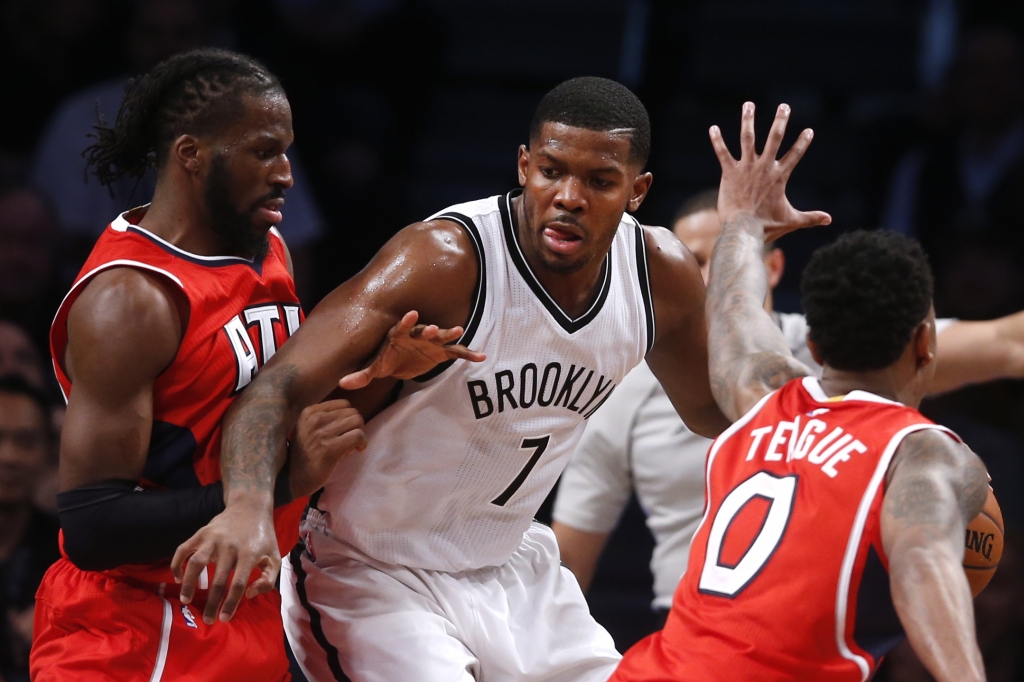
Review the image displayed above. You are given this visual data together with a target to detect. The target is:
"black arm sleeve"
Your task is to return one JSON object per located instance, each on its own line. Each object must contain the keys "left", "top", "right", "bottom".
{"left": 58, "top": 466, "right": 293, "bottom": 572}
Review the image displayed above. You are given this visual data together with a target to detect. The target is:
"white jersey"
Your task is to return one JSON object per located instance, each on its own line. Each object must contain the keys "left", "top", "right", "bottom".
{"left": 552, "top": 313, "right": 955, "bottom": 608}
{"left": 317, "top": 191, "right": 655, "bottom": 572}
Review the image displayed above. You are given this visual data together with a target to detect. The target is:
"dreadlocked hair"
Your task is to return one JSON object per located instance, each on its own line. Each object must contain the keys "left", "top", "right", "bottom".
{"left": 84, "top": 48, "right": 282, "bottom": 188}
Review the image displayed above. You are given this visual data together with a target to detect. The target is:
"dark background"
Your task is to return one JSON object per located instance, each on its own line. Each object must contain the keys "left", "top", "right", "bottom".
{"left": 3, "top": 1, "right": 1024, "bottom": 680}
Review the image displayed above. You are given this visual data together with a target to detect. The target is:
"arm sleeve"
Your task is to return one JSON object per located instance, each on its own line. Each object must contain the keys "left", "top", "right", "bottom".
{"left": 552, "top": 363, "right": 656, "bottom": 533}
{"left": 58, "top": 470, "right": 293, "bottom": 572}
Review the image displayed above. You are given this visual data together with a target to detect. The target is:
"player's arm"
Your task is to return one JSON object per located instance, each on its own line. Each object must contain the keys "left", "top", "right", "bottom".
{"left": 705, "top": 103, "right": 831, "bottom": 420}
{"left": 56, "top": 269, "right": 361, "bottom": 570}
{"left": 882, "top": 429, "right": 989, "bottom": 682}
{"left": 551, "top": 524, "right": 609, "bottom": 592}
{"left": 173, "top": 219, "right": 483, "bottom": 624}
{"left": 644, "top": 227, "right": 731, "bottom": 438}
{"left": 928, "top": 312, "right": 1024, "bottom": 395}
{"left": 56, "top": 268, "right": 253, "bottom": 571}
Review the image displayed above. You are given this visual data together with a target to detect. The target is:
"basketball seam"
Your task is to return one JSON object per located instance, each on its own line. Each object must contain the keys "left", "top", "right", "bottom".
{"left": 980, "top": 510, "right": 1004, "bottom": 534}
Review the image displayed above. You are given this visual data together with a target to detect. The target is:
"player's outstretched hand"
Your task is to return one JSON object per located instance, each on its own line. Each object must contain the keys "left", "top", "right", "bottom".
{"left": 170, "top": 503, "right": 279, "bottom": 626}
{"left": 288, "top": 399, "right": 367, "bottom": 498}
{"left": 709, "top": 102, "right": 832, "bottom": 241}
{"left": 338, "top": 310, "right": 486, "bottom": 390}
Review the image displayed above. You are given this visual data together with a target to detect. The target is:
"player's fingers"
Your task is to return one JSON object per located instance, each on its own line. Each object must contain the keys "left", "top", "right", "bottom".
{"left": 444, "top": 345, "right": 487, "bottom": 363}
{"left": 779, "top": 128, "right": 814, "bottom": 175}
{"left": 763, "top": 103, "right": 790, "bottom": 161}
{"left": 219, "top": 554, "right": 258, "bottom": 623}
{"left": 739, "top": 102, "right": 756, "bottom": 160}
{"left": 797, "top": 210, "right": 832, "bottom": 227}
{"left": 203, "top": 547, "right": 236, "bottom": 624}
{"left": 320, "top": 411, "right": 365, "bottom": 439}
{"left": 178, "top": 545, "right": 214, "bottom": 604}
{"left": 324, "top": 428, "right": 368, "bottom": 454}
{"left": 432, "top": 326, "right": 465, "bottom": 345}
{"left": 708, "top": 126, "right": 735, "bottom": 168}
{"left": 392, "top": 310, "right": 419, "bottom": 336}
{"left": 338, "top": 368, "right": 373, "bottom": 391}
{"left": 311, "top": 398, "right": 353, "bottom": 414}
{"left": 171, "top": 535, "right": 200, "bottom": 583}
{"left": 245, "top": 558, "right": 278, "bottom": 599}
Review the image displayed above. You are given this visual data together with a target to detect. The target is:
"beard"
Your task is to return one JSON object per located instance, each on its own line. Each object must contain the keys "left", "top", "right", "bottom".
{"left": 203, "top": 155, "right": 274, "bottom": 261}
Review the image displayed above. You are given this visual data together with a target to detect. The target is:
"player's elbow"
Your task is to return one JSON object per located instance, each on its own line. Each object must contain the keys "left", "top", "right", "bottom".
{"left": 681, "top": 402, "right": 731, "bottom": 439}
{"left": 57, "top": 481, "right": 137, "bottom": 572}
{"left": 60, "top": 524, "right": 119, "bottom": 572}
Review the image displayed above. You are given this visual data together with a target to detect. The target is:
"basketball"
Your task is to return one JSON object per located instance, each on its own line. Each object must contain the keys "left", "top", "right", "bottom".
{"left": 964, "top": 487, "right": 1004, "bottom": 597}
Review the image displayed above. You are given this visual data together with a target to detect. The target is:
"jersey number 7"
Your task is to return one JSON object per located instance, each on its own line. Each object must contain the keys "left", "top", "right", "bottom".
{"left": 491, "top": 435, "right": 551, "bottom": 506}
{"left": 698, "top": 472, "right": 798, "bottom": 598}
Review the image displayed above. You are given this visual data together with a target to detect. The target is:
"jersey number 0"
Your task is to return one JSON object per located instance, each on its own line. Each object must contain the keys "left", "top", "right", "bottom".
{"left": 698, "top": 472, "right": 798, "bottom": 598}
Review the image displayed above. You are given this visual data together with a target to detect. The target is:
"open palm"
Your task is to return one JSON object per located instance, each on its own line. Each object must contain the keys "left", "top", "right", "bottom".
{"left": 710, "top": 102, "right": 831, "bottom": 242}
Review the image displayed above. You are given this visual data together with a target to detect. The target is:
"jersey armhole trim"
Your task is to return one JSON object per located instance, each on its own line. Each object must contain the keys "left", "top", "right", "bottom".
{"left": 691, "top": 390, "right": 778, "bottom": 542}
{"left": 833, "top": 422, "right": 960, "bottom": 681}
{"left": 412, "top": 212, "right": 487, "bottom": 383}
{"left": 631, "top": 218, "right": 656, "bottom": 355}
{"left": 50, "top": 260, "right": 188, "bottom": 402}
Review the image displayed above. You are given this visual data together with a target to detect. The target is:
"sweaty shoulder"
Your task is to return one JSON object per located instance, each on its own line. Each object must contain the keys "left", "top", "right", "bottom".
{"left": 64, "top": 267, "right": 187, "bottom": 387}
{"left": 354, "top": 218, "right": 479, "bottom": 331}
{"left": 641, "top": 224, "right": 706, "bottom": 334}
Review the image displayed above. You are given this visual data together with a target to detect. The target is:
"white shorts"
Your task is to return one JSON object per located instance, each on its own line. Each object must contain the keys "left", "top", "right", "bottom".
{"left": 281, "top": 519, "right": 621, "bottom": 682}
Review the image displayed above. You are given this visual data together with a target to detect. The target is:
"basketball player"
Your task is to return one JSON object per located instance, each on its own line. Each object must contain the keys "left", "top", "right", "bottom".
{"left": 553, "top": 188, "right": 1024, "bottom": 618}
{"left": 31, "top": 49, "right": 474, "bottom": 682}
{"left": 173, "top": 77, "right": 734, "bottom": 681}
{"left": 611, "top": 103, "right": 988, "bottom": 681}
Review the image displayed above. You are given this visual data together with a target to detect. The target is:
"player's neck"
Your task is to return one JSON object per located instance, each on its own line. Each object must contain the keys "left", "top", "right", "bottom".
{"left": 818, "top": 366, "right": 921, "bottom": 407}
{"left": 138, "top": 179, "right": 226, "bottom": 258}
{"left": 512, "top": 195, "right": 608, "bottom": 319}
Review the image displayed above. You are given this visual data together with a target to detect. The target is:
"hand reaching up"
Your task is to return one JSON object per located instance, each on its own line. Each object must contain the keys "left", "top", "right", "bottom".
{"left": 709, "top": 102, "right": 832, "bottom": 242}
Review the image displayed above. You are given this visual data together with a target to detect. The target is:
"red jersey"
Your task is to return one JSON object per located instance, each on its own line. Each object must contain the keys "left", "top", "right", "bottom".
{"left": 612, "top": 376, "right": 959, "bottom": 682}
{"left": 50, "top": 207, "right": 307, "bottom": 586}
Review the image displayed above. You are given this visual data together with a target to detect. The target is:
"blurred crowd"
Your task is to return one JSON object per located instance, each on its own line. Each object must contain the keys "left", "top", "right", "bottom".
{"left": 2, "top": 1, "right": 1024, "bottom": 680}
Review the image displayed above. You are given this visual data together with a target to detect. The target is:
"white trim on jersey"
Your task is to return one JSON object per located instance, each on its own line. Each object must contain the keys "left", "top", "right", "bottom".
{"left": 802, "top": 377, "right": 903, "bottom": 406}
{"left": 833, "top": 422, "right": 960, "bottom": 681}
{"left": 111, "top": 208, "right": 259, "bottom": 264}
{"left": 692, "top": 390, "right": 779, "bottom": 542}
{"left": 148, "top": 596, "right": 173, "bottom": 682}
{"left": 50, "top": 259, "right": 186, "bottom": 403}
{"left": 501, "top": 192, "right": 611, "bottom": 327}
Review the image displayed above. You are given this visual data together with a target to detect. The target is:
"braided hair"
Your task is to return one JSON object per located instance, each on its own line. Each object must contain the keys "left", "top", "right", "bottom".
{"left": 84, "top": 49, "right": 283, "bottom": 188}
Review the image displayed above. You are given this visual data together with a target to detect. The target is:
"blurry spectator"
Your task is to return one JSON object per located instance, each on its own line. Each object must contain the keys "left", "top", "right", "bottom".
{"left": 0, "top": 0, "right": 124, "bottom": 176}
{"left": 0, "top": 188, "right": 63, "bottom": 351}
{"left": 882, "top": 26, "right": 1024, "bottom": 317}
{"left": 0, "top": 376, "right": 60, "bottom": 682}
{"left": 0, "top": 323, "right": 46, "bottom": 392}
{"left": 0, "top": 321, "right": 60, "bottom": 516}
{"left": 31, "top": 0, "right": 325, "bottom": 301}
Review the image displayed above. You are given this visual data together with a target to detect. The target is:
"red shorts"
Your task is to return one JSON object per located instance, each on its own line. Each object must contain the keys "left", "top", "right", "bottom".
{"left": 31, "top": 558, "right": 291, "bottom": 682}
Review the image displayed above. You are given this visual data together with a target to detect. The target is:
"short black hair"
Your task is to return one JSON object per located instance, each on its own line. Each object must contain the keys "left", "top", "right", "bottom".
{"left": 84, "top": 48, "right": 283, "bottom": 189}
{"left": 802, "top": 231, "right": 933, "bottom": 372}
{"left": 672, "top": 188, "right": 776, "bottom": 254}
{"left": 0, "top": 374, "right": 52, "bottom": 434}
{"left": 529, "top": 77, "right": 651, "bottom": 166}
